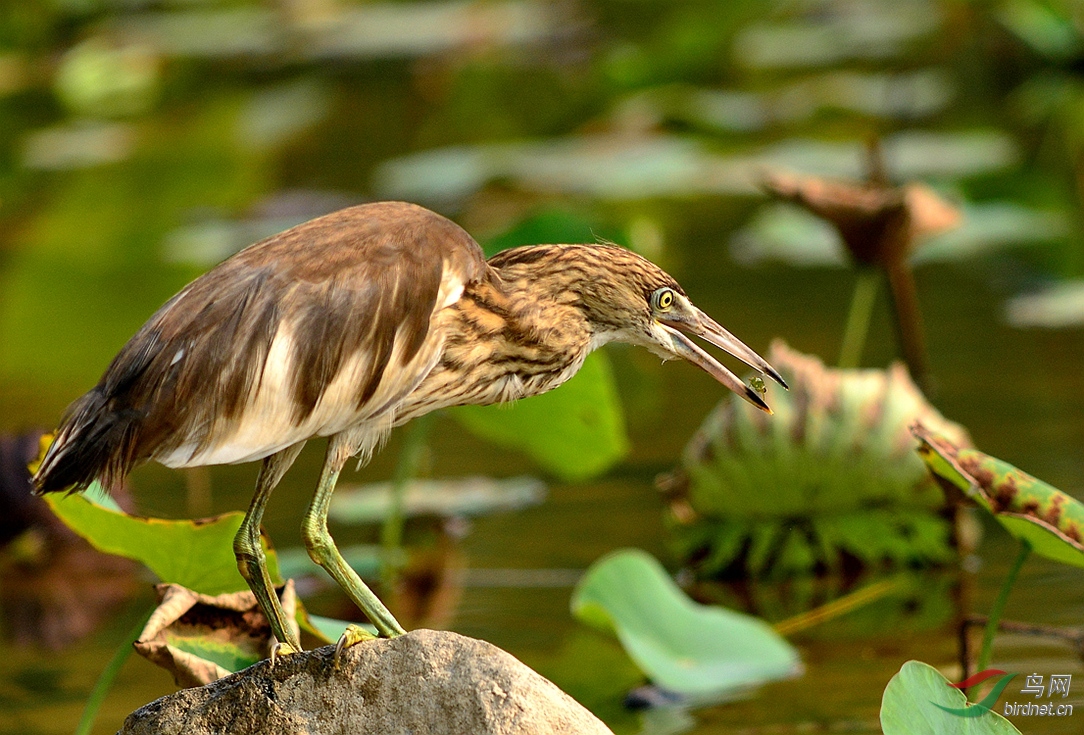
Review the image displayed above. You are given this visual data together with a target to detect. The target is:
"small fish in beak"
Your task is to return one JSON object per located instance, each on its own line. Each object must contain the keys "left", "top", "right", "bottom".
{"left": 657, "top": 305, "right": 787, "bottom": 413}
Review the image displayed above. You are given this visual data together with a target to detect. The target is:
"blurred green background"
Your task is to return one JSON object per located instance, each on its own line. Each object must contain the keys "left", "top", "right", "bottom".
{"left": 0, "top": 0, "right": 1082, "bottom": 733}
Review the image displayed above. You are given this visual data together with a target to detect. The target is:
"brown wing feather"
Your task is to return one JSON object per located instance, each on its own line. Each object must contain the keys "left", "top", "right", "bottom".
{"left": 34, "top": 202, "right": 488, "bottom": 491}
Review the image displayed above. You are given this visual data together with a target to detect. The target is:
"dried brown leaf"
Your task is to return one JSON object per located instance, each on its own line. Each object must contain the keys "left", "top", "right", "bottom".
{"left": 134, "top": 581, "right": 298, "bottom": 687}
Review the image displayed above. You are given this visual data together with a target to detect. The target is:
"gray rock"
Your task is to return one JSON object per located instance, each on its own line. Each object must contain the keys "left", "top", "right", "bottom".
{"left": 118, "top": 628, "right": 614, "bottom": 735}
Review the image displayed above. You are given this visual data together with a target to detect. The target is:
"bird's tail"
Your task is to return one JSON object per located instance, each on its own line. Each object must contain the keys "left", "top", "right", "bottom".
{"left": 32, "top": 388, "right": 139, "bottom": 494}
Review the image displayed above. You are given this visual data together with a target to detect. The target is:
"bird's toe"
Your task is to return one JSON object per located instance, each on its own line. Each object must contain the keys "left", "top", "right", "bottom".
{"left": 269, "top": 640, "right": 302, "bottom": 666}
{"left": 333, "top": 624, "right": 378, "bottom": 667}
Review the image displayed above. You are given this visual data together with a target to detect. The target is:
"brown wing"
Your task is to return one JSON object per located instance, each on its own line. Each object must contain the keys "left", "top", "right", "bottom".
{"left": 34, "top": 202, "right": 488, "bottom": 490}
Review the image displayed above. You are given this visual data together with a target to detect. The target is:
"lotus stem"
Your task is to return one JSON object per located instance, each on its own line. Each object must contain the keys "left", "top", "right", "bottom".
{"left": 884, "top": 261, "right": 930, "bottom": 392}
{"left": 838, "top": 268, "right": 880, "bottom": 369}
{"left": 380, "top": 413, "right": 434, "bottom": 587}
{"left": 974, "top": 540, "right": 1032, "bottom": 678}
{"left": 75, "top": 607, "right": 150, "bottom": 735}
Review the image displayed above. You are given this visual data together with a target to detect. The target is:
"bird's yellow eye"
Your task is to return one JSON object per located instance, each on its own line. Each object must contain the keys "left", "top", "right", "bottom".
{"left": 652, "top": 287, "right": 676, "bottom": 311}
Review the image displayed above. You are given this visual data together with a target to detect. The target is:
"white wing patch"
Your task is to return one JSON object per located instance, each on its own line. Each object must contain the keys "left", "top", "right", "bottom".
{"left": 157, "top": 305, "right": 450, "bottom": 468}
{"left": 437, "top": 270, "right": 465, "bottom": 310}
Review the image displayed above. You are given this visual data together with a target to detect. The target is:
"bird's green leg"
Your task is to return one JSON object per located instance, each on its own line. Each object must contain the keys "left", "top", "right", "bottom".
{"left": 234, "top": 444, "right": 305, "bottom": 655}
{"left": 302, "top": 442, "right": 406, "bottom": 642}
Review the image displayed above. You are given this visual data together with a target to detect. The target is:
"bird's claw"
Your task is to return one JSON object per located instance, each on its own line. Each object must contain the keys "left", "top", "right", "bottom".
{"left": 333, "top": 624, "right": 377, "bottom": 668}
{"left": 269, "top": 640, "right": 301, "bottom": 666}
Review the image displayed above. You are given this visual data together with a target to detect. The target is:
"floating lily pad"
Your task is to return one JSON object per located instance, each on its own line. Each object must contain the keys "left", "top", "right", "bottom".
{"left": 374, "top": 131, "right": 1018, "bottom": 203}
{"left": 732, "top": 2, "right": 940, "bottom": 70}
{"left": 22, "top": 122, "right": 136, "bottom": 171}
{"left": 913, "top": 425, "right": 1084, "bottom": 568}
{"left": 107, "top": 2, "right": 565, "bottom": 61}
{"left": 1005, "top": 280, "right": 1084, "bottom": 328}
{"left": 329, "top": 476, "right": 546, "bottom": 524}
{"left": 44, "top": 483, "right": 281, "bottom": 595}
{"left": 571, "top": 549, "right": 801, "bottom": 697}
{"left": 881, "top": 661, "right": 1020, "bottom": 734}
{"left": 275, "top": 544, "right": 393, "bottom": 581}
{"left": 630, "top": 69, "right": 953, "bottom": 134}
{"left": 731, "top": 200, "right": 1067, "bottom": 268}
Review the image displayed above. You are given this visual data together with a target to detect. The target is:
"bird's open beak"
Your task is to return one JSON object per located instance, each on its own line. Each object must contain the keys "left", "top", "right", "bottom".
{"left": 658, "top": 308, "right": 787, "bottom": 413}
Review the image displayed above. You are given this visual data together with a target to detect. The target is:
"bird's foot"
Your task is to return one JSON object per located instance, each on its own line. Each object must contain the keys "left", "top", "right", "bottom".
{"left": 269, "top": 640, "right": 302, "bottom": 666}
{"left": 333, "top": 624, "right": 378, "bottom": 668}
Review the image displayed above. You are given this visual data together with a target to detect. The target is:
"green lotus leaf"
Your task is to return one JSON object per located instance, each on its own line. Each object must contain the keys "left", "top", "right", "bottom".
{"left": 881, "top": 661, "right": 1020, "bottom": 734}
{"left": 44, "top": 482, "right": 281, "bottom": 595}
{"left": 571, "top": 549, "right": 800, "bottom": 697}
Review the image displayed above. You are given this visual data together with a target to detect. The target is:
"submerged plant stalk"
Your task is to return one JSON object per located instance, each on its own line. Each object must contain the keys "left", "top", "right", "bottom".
{"left": 774, "top": 578, "right": 900, "bottom": 636}
{"left": 974, "top": 539, "right": 1032, "bottom": 677}
{"left": 380, "top": 413, "right": 434, "bottom": 587}
{"left": 884, "top": 262, "right": 930, "bottom": 392}
{"left": 838, "top": 268, "right": 880, "bottom": 369}
{"left": 75, "top": 608, "right": 150, "bottom": 735}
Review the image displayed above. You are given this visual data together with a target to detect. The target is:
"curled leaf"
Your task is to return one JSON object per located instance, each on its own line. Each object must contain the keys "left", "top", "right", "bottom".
{"left": 572, "top": 549, "right": 801, "bottom": 698}
{"left": 134, "top": 581, "right": 298, "bottom": 687}
{"left": 912, "top": 424, "right": 1084, "bottom": 567}
{"left": 662, "top": 342, "right": 970, "bottom": 577}
{"left": 762, "top": 169, "right": 960, "bottom": 267}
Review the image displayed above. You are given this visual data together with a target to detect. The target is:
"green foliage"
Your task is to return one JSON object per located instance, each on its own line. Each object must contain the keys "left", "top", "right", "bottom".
{"left": 914, "top": 425, "right": 1084, "bottom": 568}
{"left": 481, "top": 208, "right": 624, "bottom": 257}
{"left": 667, "top": 343, "right": 967, "bottom": 578}
{"left": 880, "top": 661, "right": 1021, "bottom": 735}
{"left": 571, "top": 549, "right": 800, "bottom": 697}
{"left": 44, "top": 482, "right": 279, "bottom": 596}
{"left": 44, "top": 484, "right": 359, "bottom": 649}
{"left": 451, "top": 352, "right": 629, "bottom": 482}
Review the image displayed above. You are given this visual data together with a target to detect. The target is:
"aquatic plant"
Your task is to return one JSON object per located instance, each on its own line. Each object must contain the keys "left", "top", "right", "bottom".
{"left": 913, "top": 425, "right": 1084, "bottom": 673}
{"left": 660, "top": 341, "right": 970, "bottom": 579}
{"left": 571, "top": 549, "right": 800, "bottom": 699}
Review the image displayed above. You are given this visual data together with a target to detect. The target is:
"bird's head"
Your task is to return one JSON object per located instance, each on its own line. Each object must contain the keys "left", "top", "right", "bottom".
{"left": 491, "top": 244, "right": 787, "bottom": 412}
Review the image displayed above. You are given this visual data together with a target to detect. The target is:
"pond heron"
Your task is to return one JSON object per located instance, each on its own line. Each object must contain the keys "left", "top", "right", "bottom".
{"left": 33, "top": 201, "right": 785, "bottom": 656}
